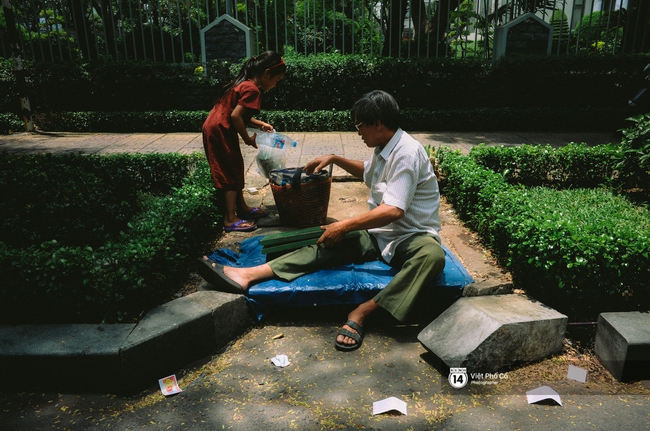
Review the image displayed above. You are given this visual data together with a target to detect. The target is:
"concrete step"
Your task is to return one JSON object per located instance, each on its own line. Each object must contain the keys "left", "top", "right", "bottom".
{"left": 0, "top": 291, "right": 255, "bottom": 394}
{"left": 417, "top": 294, "right": 568, "bottom": 373}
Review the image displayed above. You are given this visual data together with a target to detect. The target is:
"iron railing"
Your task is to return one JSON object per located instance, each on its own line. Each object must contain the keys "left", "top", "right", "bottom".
{"left": 1, "top": 0, "right": 648, "bottom": 63}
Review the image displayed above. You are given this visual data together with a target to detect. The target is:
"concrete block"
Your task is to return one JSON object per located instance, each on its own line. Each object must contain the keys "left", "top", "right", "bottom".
{"left": 462, "top": 279, "right": 514, "bottom": 297}
{"left": 0, "top": 324, "right": 134, "bottom": 391}
{"left": 191, "top": 291, "right": 256, "bottom": 349}
{"left": 120, "top": 291, "right": 254, "bottom": 391}
{"left": 418, "top": 294, "right": 567, "bottom": 371}
{"left": 595, "top": 312, "right": 650, "bottom": 382}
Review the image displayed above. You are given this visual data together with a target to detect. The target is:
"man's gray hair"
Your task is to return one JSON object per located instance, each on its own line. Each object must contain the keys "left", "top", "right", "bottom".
{"left": 351, "top": 90, "right": 401, "bottom": 130}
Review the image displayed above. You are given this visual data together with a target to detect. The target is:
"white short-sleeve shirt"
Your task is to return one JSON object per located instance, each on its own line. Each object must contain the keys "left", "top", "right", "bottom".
{"left": 363, "top": 128, "right": 441, "bottom": 263}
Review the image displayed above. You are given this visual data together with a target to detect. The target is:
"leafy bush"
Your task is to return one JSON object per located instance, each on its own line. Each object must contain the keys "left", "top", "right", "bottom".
{"left": 2, "top": 53, "right": 647, "bottom": 115}
{"left": 436, "top": 147, "right": 650, "bottom": 320}
{"left": 0, "top": 112, "right": 24, "bottom": 134}
{"left": 32, "top": 110, "right": 208, "bottom": 133}
{"left": 487, "top": 187, "right": 650, "bottom": 319}
{"left": 0, "top": 153, "right": 221, "bottom": 324}
{"left": 0, "top": 152, "right": 194, "bottom": 248}
{"left": 28, "top": 106, "right": 625, "bottom": 133}
{"left": 572, "top": 11, "right": 624, "bottom": 53}
{"left": 612, "top": 113, "right": 650, "bottom": 192}
{"left": 469, "top": 143, "right": 619, "bottom": 189}
{"left": 3, "top": 53, "right": 647, "bottom": 134}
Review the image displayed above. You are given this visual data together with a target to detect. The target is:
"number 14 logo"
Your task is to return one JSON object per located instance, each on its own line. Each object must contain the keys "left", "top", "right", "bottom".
{"left": 448, "top": 367, "right": 468, "bottom": 389}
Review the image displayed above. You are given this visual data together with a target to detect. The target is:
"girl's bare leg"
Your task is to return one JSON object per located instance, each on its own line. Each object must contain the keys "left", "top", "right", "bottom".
{"left": 223, "top": 190, "right": 255, "bottom": 229}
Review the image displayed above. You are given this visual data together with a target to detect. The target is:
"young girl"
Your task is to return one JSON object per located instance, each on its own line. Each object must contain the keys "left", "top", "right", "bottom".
{"left": 202, "top": 51, "right": 286, "bottom": 232}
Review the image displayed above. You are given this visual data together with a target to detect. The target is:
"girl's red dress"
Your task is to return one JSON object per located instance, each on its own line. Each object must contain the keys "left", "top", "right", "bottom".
{"left": 202, "top": 80, "right": 261, "bottom": 190}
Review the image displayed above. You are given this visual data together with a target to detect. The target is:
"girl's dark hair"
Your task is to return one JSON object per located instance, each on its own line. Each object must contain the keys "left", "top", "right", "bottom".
{"left": 351, "top": 90, "right": 401, "bottom": 131}
{"left": 218, "top": 51, "right": 286, "bottom": 103}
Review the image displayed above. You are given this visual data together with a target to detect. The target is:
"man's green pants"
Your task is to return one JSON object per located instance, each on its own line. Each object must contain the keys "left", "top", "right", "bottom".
{"left": 268, "top": 231, "right": 445, "bottom": 322}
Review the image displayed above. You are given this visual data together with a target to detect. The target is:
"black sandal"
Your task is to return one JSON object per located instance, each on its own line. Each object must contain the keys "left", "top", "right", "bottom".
{"left": 196, "top": 258, "right": 245, "bottom": 294}
{"left": 334, "top": 320, "right": 364, "bottom": 351}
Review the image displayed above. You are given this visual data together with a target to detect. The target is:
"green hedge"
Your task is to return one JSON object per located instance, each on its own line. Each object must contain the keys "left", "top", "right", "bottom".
{"left": 0, "top": 112, "right": 25, "bottom": 134}
{"left": 436, "top": 146, "right": 650, "bottom": 320}
{"left": 468, "top": 143, "right": 620, "bottom": 188}
{"left": 19, "top": 105, "right": 625, "bottom": 133}
{"left": 0, "top": 153, "right": 221, "bottom": 324}
{"left": 2, "top": 53, "right": 648, "bottom": 115}
{"left": 3, "top": 53, "right": 648, "bottom": 133}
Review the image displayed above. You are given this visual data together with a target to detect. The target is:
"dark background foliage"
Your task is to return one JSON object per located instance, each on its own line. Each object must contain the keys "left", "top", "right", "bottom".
{"left": 2, "top": 53, "right": 649, "bottom": 132}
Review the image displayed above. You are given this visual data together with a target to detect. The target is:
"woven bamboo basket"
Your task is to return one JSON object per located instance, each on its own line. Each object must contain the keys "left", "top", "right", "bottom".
{"left": 270, "top": 168, "right": 332, "bottom": 227}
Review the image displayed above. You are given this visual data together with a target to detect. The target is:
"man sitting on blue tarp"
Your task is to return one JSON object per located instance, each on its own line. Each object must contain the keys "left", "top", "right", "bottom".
{"left": 197, "top": 90, "right": 445, "bottom": 352}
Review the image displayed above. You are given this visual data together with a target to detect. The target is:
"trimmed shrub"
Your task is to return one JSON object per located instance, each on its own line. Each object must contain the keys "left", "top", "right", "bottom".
{"left": 0, "top": 153, "right": 221, "bottom": 324}
{"left": 469, "top": 143, "right": 620, "bottom": 189}
{"left": 2, "top": 53, "right": 647, "bottom": 114}
{"left": 29, "top": 106, "right": 625, "bottom": 133}
{"left": 436, "top": 147, "right": 650, "bottom": 320}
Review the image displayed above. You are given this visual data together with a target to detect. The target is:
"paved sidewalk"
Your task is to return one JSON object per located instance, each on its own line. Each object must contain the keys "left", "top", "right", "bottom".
{"left": 0, "top": 130, "right": 616, "bottom": 158}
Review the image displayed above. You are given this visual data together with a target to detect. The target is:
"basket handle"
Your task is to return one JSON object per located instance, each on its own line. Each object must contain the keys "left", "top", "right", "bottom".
{"left": 291, "top": 167, "right": 305, "bottom": 189}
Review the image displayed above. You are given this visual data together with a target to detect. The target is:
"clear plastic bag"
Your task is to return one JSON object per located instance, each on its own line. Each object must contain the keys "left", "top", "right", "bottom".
{"left": 256, "top": 145, "right": 287, "bottom": 179}
{"left": 253, "top": 131, "right": 297, "bottom": 178}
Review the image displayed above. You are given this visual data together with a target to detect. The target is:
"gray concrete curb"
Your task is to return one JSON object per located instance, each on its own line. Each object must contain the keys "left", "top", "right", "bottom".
{"left": 0, "top": 291, "right": 255, "bottom": 394}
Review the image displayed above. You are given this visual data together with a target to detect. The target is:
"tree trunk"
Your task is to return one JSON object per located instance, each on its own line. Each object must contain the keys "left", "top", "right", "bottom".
{"left": 410, "top": 0, "right": 428, "bottom": 40}
{"left": 382, "top": 0, "right": 409, "bottom": 57}
{"left": 68, "top": 0, "right": 94, "bottom": 61}
{"left": 622, "top": 0, "right": 650, "bottom": 54}
{"left": 429, "top": 0, "right": 461, "bottom": 57}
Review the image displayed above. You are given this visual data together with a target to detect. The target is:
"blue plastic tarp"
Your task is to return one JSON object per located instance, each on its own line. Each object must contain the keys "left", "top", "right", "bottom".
{"left": 207, "top": 236, "right": 474, "bottom": 320}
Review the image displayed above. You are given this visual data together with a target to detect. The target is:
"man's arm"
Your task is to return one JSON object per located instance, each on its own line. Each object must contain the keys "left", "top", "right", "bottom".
{"left": 304, "top": 155, "right": 364, "bottom": 178}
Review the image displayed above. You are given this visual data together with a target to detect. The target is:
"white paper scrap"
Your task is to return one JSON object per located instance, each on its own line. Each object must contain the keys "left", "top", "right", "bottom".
{"left": 526, "top": 386, "right": 562, "bottom": 406}
{"left": 158, "top": 374, "right": 182, "bottom": 396}
{"left": 372, "top": 397, "right": 408, "bottom": 416}
{"left": 270, "top": 354, "right": 290, "bottom": 367}
{"left": 567, "top": 365, "right": 587, "bottom": 383}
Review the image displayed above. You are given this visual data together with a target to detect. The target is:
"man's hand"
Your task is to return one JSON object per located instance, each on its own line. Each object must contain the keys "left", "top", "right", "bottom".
{"left": 304, "top": 155, "right": 335, "bottom": 175}
{"left": 316, "top": 222, "right": 348, "bottom": 248}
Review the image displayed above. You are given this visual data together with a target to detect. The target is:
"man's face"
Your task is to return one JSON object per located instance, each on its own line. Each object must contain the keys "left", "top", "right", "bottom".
{"left": 355, "top": 120, "right": 383, "bottom": 148}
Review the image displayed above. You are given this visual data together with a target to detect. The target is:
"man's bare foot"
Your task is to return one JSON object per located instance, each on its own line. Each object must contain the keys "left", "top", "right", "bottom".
{"left": 201, "top": 256, "right": 253, "bottom": 290}
{"left": 200, "top": 257, "right": 275, "bottom": 291}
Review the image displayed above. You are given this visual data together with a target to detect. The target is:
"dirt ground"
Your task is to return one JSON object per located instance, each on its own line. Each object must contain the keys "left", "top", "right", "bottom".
{"left": 1, "top": 308, "right": 648, "bottom": 431}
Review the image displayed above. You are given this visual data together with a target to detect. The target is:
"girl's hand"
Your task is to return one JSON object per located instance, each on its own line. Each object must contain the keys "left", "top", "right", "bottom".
{"left": 245, "top": 133, "right": 258, "bottom": 148}
{"left": 260, "top": 122, "right": 274, "bottom": 132}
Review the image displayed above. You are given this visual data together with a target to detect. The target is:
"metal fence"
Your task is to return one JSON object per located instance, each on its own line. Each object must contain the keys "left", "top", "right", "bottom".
{"left": 1, "top": 0, "right": 649, "bottom": 63}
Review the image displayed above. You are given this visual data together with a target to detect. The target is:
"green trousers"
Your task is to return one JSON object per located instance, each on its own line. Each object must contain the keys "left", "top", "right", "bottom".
{"left": 268, "top": 231, "right": 445, "bottom": 322}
